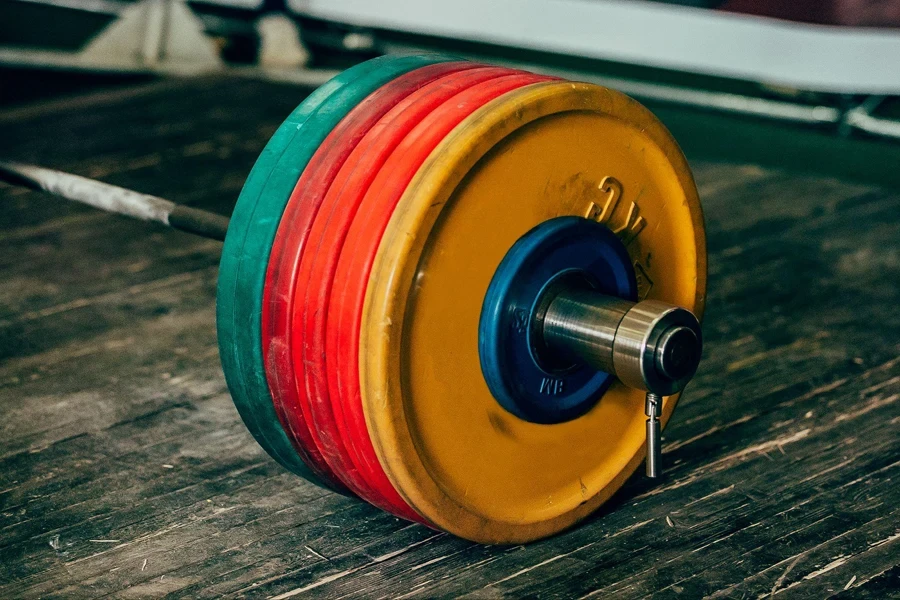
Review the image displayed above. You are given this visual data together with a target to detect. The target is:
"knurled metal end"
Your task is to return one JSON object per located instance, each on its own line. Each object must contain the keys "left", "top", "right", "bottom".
{"left": 645, "top": 392, "right": 662, "bottom": 478}
{"left": 612, "top": 299, "right": 703, "bottom": 397}
{"left": 541, "top": 291, "right": 703, "bottom": 397}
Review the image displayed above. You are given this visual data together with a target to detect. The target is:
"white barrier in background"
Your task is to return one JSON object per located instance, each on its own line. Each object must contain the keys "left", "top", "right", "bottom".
{"left": 288, "top": 0, "right": 900, "bottom": 94}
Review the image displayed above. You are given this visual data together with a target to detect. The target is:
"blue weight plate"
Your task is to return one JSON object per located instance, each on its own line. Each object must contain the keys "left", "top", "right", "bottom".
{"left": 479, "top": 216, "right": 638, "bottom": 424}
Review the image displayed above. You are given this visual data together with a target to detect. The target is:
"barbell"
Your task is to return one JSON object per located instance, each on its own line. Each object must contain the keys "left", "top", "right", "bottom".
{"left": 0, "top": 54, "right": 706, "bottom": 543}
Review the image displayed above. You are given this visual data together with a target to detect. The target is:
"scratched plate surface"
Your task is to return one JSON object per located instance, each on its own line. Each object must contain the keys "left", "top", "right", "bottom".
{"left": 361, "top": 81, "right": 706, "bottom": 543}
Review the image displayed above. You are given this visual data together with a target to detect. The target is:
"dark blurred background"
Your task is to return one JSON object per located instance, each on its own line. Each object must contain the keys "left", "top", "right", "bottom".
{"left": 1, "top": 0, "right": 899, "bottom": 188}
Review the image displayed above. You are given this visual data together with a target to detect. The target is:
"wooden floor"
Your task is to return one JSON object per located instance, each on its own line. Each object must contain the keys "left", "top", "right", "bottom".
{"left": 0, "top": 76, "right": 898, "bottom": 599}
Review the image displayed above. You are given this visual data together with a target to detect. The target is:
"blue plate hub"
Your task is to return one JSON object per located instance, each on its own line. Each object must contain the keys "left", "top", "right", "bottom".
{"left": 478, "top": 216, "right": 637, "bottom": 424}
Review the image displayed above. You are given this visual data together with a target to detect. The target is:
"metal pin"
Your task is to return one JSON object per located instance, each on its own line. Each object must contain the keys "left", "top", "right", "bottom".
{"left": 541, "top": 288, "right": 702, "bottom": 481}
{"left": 644, "top": 392, "right": 662, "bottom": 478}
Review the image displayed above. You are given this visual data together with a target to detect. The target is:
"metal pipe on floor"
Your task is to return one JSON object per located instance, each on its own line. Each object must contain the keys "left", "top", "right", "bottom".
{"left": 0, "top": 161, "right": 230, "bottom": 240}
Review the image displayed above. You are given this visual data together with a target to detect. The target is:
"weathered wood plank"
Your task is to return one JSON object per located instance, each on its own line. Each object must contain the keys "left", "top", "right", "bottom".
{"left": 0, "top": 76, "right": 897, "bottom": 599}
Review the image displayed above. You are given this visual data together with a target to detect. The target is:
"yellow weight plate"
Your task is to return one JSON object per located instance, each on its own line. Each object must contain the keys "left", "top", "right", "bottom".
{"left": 361, "top": 81, "right": 706, "bottom": 543}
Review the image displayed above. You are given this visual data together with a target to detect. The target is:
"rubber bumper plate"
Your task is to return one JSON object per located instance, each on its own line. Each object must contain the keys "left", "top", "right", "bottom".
{"left": 264, "top": 61, "right": 488, "bottom": 519}
{"left": 216, "top": 54, "right": 453, "bottom": 489}
{"left": 290, "top": 67, "right": 543, "bottom": 520}
{"left": 324, "top": 71, "right": 554, "bottom": 518}
{"left": 359, "top": 81, "right": 707, "bottom": 543}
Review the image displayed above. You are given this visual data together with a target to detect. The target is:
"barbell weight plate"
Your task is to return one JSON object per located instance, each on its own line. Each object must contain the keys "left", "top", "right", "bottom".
{"left": 295, "top": 66, "right": 532, "bottom": 521}
{"left": 360, "top": 81, "right": 707, "bottom": 543}
{"left": 478, "top": 216, "right": 638, "bottom": 424}
{"left": 325, "top": 71, "right": 555, "bottom": 519}
{"left": 263, "top": 61, "right": 486, "bottom": 520}
{"left": 216, "top": 54, "right": 453, "bottom": 488}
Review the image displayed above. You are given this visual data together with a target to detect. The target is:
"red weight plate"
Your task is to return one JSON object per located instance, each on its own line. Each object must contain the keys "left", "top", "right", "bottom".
{"left": 326, "top": 71, "right": 556, "bottom": 515}
{"left": 295, "top": 67, "right": 528, "bottom": 521}
{"left": 263, "top": 61, "right": 479, "bottom": 496}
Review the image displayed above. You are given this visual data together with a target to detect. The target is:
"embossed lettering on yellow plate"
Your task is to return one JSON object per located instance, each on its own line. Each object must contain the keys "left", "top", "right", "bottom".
{"left": 584, "top": 176, "right": 653, "bottom": 299}
{"left": 361, "top": 81, "right": 706, "bottom": 543}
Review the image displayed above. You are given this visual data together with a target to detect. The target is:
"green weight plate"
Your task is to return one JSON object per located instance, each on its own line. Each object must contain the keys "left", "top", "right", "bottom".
{"left": 216, "top": 54, "right": 454, "bottom": 487}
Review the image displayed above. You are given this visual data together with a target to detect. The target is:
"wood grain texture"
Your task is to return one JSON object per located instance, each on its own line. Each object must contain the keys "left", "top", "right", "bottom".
{"left": 0, "top": 77, "right": 897, "bottom": 599}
